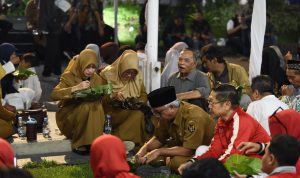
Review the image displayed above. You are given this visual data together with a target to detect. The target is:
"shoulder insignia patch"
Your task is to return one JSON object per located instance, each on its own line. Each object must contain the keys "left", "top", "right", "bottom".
{"left": 187, "top": 121, "right": 196, "bottom": 133}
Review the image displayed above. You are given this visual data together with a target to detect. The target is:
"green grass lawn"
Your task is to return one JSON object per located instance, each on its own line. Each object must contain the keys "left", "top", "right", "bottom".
{"left": 24, "top": 160, "right": 181, "bottom": 178}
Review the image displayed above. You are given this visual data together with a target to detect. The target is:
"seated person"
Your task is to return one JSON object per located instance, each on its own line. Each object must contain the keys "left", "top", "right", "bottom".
{"left": 238, "top": 135, "right": 300, "bottom": 178}
{"left": 281, "top": 59, "right": 300, "bottom": 112}
{"left": 178, "top": 84, "right": 270, "bottom": 174}
{"left": 226, "top": 13, "right": 250, "bottom": 56}
{"left": 13, "top": 53, "right": 42, "bottom": 104}
{"left": 163, "top": 16, "right": 187, "bottom": 49}
{"left": 182, "top": 157, "right": 230, "bottom": 178}
{"left": 161, "top": 42, "right": 188, "bottom": 87}
{"left": 247, "top": 75, "right": 288, "bottom": 135}
{"left": 0, "top": 45, "right": 35, "bottom": 110}
{"left": 201, "top": 45, "right": 251, "bottom": 109}
{"left": 190, "top": 11, "right": 213, "bottom": 50}
{"left": 0, "top": 138, "right": 14, "bottom": 168}
{"left": 100, "top": 50, "right": 149, "bottom": 146}
{"left": 51, "top": 49, "right": 106, "bottom": 154}
{"left": 90, "top": 134, "right": 140, "bottom": 178}
{"left": 167, "top": 49, "right": 210, "bottom": 111}
{"left": 135, "top": 86, "right": 215, "bottom": 170}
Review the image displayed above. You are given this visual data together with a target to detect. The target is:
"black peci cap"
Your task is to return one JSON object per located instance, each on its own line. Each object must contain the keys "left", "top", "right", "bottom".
{"left": 148, "top": 86, "right": 177, "bottom": 108}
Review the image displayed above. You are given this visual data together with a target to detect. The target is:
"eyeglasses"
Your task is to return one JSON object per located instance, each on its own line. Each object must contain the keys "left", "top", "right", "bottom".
{"left": 207, "top": 100, "right": 226, "bottom": 105}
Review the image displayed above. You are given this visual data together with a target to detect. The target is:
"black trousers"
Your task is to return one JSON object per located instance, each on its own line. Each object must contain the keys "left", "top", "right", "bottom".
{"left": 43, "top": 33, "right": 62, "bottom": 76}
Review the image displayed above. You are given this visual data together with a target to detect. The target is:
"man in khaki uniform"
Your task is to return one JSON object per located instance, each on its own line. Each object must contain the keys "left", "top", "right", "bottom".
{"left": 135, "top": 86, "right": 215, "bottom": 170}
{"left": 201, "top": 45, "right": 251, "bottom": 109}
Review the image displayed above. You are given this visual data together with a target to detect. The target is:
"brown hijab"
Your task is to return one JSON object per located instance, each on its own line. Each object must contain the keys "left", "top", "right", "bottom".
{"left": 100, "top": 50, "right": 142, "bottom": 98}
{"left": 69, "top": 49, "right": 97, "bottom": 81}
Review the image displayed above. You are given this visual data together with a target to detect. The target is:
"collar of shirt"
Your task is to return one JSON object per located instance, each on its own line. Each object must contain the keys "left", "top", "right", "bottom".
{"left": 172, "top": 101, "right": 185, "bottom": 126}
{"left": 176, "top": 69, "right": 197, "bottom": 81}
{"left": 269, "top": 166, "right": 296, "bottom": 175}
{"left": 218, "top": 107, "right": 243, "bottom": 126}
{"left": 261, "top": 95, "right": 277, "bottom": 100}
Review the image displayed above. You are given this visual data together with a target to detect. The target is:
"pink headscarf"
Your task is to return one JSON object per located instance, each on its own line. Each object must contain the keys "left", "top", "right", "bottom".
{"left": 90, "top": 135, "right": 140, "bottom": 178}
{"left": 0, "top": 138, "right": 14, "bottom": 168}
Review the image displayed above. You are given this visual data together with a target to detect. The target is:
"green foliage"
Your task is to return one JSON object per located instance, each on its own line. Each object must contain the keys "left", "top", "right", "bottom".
{"left": 224, "top": 154, "right": 262, "bottom": 176}
{"left": 203, "top": 3, "right": 238, "bottom": 38}
{"left": 103, "top": 3, "right": 140, "bottom": 45}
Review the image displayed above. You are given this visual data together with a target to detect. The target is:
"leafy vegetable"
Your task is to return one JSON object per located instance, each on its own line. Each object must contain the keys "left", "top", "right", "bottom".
{"left": 13, "top": 68, "right": 36, "bottom": 78}
{"left": 224, "top": 154, "right": 262, "bottom": 176}
{"left": 73, "top": 83, "right": 113, "bottom": 98}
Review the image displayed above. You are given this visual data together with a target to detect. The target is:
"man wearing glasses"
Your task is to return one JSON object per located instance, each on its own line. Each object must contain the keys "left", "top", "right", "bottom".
{"left": 178, "top": 84, "right": 270, "bottom": 174}
{"left": 134, "top": 86, "right": 215, "bottom": 170}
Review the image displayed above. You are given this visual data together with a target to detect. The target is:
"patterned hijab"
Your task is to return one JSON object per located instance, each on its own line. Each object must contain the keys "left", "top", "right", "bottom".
{"left": 90, "top": 135, "right": 140, "bottom": 178}
{"left": 0, "top": 138, "right": 14, "bottom": 168}
{"left": 100, "top": 50, "right": 142, "bottom": 98}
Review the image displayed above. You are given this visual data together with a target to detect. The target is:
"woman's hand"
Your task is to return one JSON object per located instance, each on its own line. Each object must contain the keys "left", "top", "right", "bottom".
{"left": 71, "top": 81, "right": 90, "bottom": 93}
{"left": 281, "top": 85, "right": 294, "bottom": 96}
{"left": 111, "top": 91, "right": 125, "bottom": 101}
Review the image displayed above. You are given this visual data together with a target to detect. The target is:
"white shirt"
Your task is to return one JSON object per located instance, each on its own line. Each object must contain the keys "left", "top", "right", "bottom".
{"left": 13, "top": 67, "right": 42, "bottom": 102}
{"left": 246, "top": 95, "right": 289, "bottom": 135}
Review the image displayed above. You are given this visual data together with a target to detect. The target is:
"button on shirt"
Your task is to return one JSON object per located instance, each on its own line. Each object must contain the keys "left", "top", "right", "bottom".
{"left": 246, "top": 95, "right": 289, "bottom": 135}
{"left": 167, "top": 69, "right": 210, "bottom": 99}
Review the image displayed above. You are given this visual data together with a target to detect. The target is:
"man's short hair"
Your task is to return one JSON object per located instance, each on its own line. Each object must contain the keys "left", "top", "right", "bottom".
{"left": 202, "top": 45, "right": 225, "bottom": 64}
{"left": 180, "top": 48, "right": 196, "bottom": 62}
{"left": 182, "top": 157, "right": 230, "bottom": 178}
{"left": 251, "top": 75, "right": 274, "bottom": 94}
{"left": 212, "top": 84, "right": 239, "bottom": 107}
{"left": 268, "top": 134, "right": 300, "bottom": 166}
{"left": 22, "top": 53, "right": 39, "bottom": 67}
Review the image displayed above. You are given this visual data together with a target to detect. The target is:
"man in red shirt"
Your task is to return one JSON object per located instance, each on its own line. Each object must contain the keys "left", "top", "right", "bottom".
{"left": 178, "top": 84, "right": 270, "bottom": 174}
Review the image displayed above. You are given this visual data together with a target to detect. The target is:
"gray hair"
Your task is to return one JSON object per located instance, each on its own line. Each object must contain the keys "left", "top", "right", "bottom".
{"left": 164, "top": 99, "right": 180, "bottom": 108}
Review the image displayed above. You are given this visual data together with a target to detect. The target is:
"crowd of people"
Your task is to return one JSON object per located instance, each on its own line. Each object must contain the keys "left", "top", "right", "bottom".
{"left": 0, "top": 0, "right": 300, "bottom": 178}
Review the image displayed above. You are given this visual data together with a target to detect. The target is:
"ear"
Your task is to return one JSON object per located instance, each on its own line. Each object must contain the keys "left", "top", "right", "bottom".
{"left": 268, "top": 153, "right": 277, "bottom": 166}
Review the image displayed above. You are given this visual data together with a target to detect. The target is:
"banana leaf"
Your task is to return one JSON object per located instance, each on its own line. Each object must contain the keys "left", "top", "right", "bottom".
{"left": 13, "top": 68, "right": 36, "bottom": 78}
{"left": 73, "top": 83, "right": 113, "bottom": 98}
{"left": 224, "top": 154, "right": 262, "bottom": 176}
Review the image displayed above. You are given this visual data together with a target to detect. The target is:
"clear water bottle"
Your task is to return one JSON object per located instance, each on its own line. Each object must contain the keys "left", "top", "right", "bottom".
{"left": 104, "top": 115, "right": 112, "bottom": 134}
{"left": 17, "top": 117, "right": 26, "bottom": 139}
{"left": 42, "top": 117, "right": 50, "bottom": 138}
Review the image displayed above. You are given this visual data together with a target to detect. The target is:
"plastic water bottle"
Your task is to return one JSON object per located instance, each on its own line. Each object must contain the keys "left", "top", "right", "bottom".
{"left": 104, "top": 115, "right": 112, "bottom": 134}
{"left": 42, "top": 117, "right": 50, "bottom": 138}
{"left": 17, "top": 117, "right": 26, "bottom": 139}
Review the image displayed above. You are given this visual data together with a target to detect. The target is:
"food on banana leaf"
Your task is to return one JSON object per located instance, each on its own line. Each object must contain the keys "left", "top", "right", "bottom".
{"left": 224, "top": 154, "right": 262, "bottom": 176}
{"left": 73, "top": 83, "right": 113, "bottom": 98}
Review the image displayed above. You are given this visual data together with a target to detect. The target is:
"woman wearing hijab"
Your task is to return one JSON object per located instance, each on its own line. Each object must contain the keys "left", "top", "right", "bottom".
{"left": 100, "top": 50, "right": 148, "bottom": 146}
{"left": 0, "top": 138, "right": 14, "bottom": 168}
{"left": 100, "top": 42, "right": 119, "bottom": 65}
{"left": 90, "top": 135, "right": 140, "bottom": 178}
{"left": 64, "top": 43, "right": 102, "bottom": 73}
{"left": 51, "top": 49, "right": 106, "bottom": 154}
{"left": 161, "top": 42, "right": 188, "bottom": 87}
